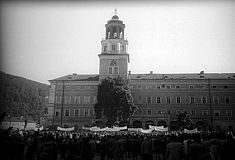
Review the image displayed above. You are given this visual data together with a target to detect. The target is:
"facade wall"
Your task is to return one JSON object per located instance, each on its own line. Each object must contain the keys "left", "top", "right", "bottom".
{"left": 48, "top": 78, "right": 235, "bottom": 130}
{"left": 48, "top": 80, "right": 98, "bottom": 128}
{"left": 129, "top": 78, "right": 235, "bottom": 130}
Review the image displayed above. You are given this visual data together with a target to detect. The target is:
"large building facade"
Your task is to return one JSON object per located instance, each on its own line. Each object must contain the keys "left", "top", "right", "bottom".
{"left": 47, "top": 14, "right": 235, "bottom": 131}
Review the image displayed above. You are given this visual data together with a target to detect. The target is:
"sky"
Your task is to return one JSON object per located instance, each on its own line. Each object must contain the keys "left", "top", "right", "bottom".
{"left": 1, "top": 0, "right": 235, "bottom": 84}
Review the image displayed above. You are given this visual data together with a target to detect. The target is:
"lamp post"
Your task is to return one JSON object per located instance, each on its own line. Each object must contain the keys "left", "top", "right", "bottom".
{"left": 60, "top": 80, "right": 65, "bottom": 127}
{"left": 208, "top": 79, "right": 214, "bottom": 131}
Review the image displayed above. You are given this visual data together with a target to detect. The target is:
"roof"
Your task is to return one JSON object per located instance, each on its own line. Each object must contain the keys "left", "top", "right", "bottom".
{"left": 49, "top": 73, "right": 235, "bottom": 82}
{"left": 128, "top": 73, "right": 235, "bottom": 80}
{"left": 49, "top": 74, "right": 99, "bottom": 81}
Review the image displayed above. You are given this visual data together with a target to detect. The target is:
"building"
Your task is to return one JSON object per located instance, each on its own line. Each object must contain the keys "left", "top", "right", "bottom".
{"left": 47, "top": 13, "right": 235, "bottom": 131}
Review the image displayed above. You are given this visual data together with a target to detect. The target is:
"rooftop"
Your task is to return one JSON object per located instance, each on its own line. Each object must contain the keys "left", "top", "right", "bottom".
{"left": 49, "top": 73, "right": 235, "bottom": 82}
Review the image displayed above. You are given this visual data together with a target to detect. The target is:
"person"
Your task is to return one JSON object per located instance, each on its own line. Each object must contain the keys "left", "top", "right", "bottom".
{"left": 200, "top": 142, "right": 221, "bottom": 160}
{"left": 188, "top": 135, "right": 205, "bottom": 160}
{"left": 221, "top": 133, "right": 235, "bottom": 160}
{"left": 165, "top": 134, "right": 185, "bottom": 160}
{"left": 141, "top": 136, "right": 153, "bottom": 160}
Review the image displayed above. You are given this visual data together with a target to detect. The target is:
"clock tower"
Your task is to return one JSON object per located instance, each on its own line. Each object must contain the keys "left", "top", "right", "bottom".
{"left": 99, "top": 12, "right": 129, "bottom": 81}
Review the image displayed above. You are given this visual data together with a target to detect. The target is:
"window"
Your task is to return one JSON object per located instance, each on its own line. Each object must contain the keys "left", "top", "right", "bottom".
{"left": 137, "top": 85, "right": 142, "bottom": 89}
{"left": 64, "top": 109, "right": 70, "bottom": 117}
{"left": 90, "top": 96, "right": 96, "bottom": 104}
{"left": 226, "top": 110, "right": 232, "bottom": 117}
{"left": 108, "top": 67, "right": 113, "bottom": 74}
{"left": 224, "top": 85, "right": 228, "bottom": 88}
{"left": 189, "top": 85, "right": 194, "bottom": 89}
{"left": 64, "top": 96, "right": 71, "bottom": 104}
{"left": 156, "top": 85, "right": 161, "bottom": 89}
{"left": 55, "top": 111, "right": 60, "bottom": 117}
{"left": 202, "top": 110, "right": 208, "bottom": 116}
{"left": 147, "top": 97, "right": 152, "bottom": 104}
{"left": 201, "top": 97, "right": 207, "bottom": 104}
{"left": 84, "top": 109, "right": 90, "bottom": 117}
{"left": 225, "top": 97, "right": 230, "bottom": 104}
{"left": 56, "top": 96, "right": 62, "bottom": 104}
{"left": 84, "top": 96, "right": 90, "bottom": 104}
{"left": 166, "top": 97, "right": 171, "bottom": 103}
{"left": 190, "top": 97, "right": 195, "bottom": 104}
{"left": 166, "top": 85, "right": 171, "bottom": 89}
{"left": 200, "top": 85, "right": 206, "bottom": 88}
{"left": 74, "top": 109, "right": 80, "bottom": 117}
{"left": 191, "top": 110, "right": 196, "bottom": 116}
{"left": 104, "top": 46, "right": 107, "bottom": 52}
{"left": 176, "top": 97, "right": 181, "bottom": 104}
{"left": 65, "top": 85, "right": 71, "bottom": 89}
{"left": 156, "top": 97, "right": 161, "bottom": 103}
{"left": 138, "top": 97, "right": 142, "bottom": 103}
{"left": 167, "top": 110, "right": 171, "bottom": 115}
{"left": 158, "top": 110, "right": 162, "bottom": 115}
{"left": 213, "top": 96, "right": 219, "bottom": 104}
{"left": 147, "top": 110, "right": 152, "bottom": 115}
{"left": 112, "top": 44, "right": 115, "bottom": 50}
{"left": 74, "top": 96, "right": 80, "bottom": 104}
{"left": 175, "top": 85, "right": 180, "bottom": 89}
{"left": 114, "top": 67, "right": 119, "bottom": 74}
{"left": 121, "top": 45, "right": 125, "bottom": 52}
{"left": 214, "top": 110, "right": 220, "bottom": 117}
{"left": 212, "top": 85, "right": 217, "bottom": 89}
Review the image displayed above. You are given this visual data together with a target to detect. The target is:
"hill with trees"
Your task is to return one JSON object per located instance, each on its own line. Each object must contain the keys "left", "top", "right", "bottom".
{"left": 0, "top": 71, "right": 49, "bottom": 121}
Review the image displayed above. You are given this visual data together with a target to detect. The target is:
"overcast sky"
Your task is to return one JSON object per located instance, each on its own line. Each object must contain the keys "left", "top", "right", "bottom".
{"left": 1, "top": 0, "right": 235, "bottom": 84}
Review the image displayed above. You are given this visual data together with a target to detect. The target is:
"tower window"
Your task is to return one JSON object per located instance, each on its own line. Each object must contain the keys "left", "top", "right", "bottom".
{"left": 104, "top": 46, "right": 107, "bottom": 52}
{"left": 114, "top": 67, "right": 119, "bottom": 74}
{"left": 121, "top": 45, "right": 125, "bottom": 52}
{"left": 112, "top": 44, "right": 115, "bottom": 51}
{"left": 114, "top": 32, "right": 117, "bottom": 38}
{"left": 108, "top": 67, "right": 113, "bottom": 74}
{"left": 120, "top": 32, "right": 123, "bottom": 38}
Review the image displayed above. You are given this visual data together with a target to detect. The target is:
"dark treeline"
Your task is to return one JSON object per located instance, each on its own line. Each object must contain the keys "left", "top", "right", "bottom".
{"left": 1, "top": 129, "right": 234, "bottom": 160}
{"left": 0, "top": 71, "right": 49, "bottom": 120}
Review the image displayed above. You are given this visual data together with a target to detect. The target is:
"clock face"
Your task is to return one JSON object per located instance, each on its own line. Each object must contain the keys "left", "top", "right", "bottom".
{"left": 110, "top": 59, "right": 118, "bottom": 66}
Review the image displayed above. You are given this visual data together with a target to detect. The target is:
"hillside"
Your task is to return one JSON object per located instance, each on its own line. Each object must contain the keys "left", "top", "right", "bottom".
{"left": 0, "top": 71, "right": 49, "bottom": 121}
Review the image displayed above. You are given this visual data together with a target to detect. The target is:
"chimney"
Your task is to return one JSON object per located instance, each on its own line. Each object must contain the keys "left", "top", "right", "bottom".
{"left": 150, "top": 71, "right": 153, "bottom": 74}
{"left": 128, "top": 71, "right": 131, "bottom": 75}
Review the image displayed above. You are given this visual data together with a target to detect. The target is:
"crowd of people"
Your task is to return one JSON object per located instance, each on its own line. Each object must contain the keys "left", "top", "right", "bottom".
{"left": 0, "top": 128, "right": 235, "bottom": 160}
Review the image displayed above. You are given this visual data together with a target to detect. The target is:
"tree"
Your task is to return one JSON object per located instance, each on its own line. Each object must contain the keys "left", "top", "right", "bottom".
{"left": 94, "top": 77, "right": 137, "bottom": 125}
{"left": 176, "top": 111, "right": 192, "bottom": 130}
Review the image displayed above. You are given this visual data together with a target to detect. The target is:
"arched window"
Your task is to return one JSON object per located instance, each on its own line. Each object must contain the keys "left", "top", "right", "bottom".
{"left": 120, "top": 32, "right": 123, "bottom": 38}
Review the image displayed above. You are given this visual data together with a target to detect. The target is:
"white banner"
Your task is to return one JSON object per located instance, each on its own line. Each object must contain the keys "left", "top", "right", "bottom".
{"left": 57, "top": 126, "right": 75, "bottom": 131}
{"left": 183, "top": 128, "right": 198, "bottom": 133}
{"left": 149, "top": 125, "right": 169, "bottom": 132}
{"left": 113, "top": 126, "right": 127, "bottom": 130}
{"left": 128, "top": 128, "right": 142, "bottom": 132}
{"left": 140, "top": 128, "right": 154, "bottom": 134}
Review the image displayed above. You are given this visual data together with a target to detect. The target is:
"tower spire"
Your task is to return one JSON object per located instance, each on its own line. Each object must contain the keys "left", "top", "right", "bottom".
{"left": 114, "top": 8, "right": 118, "bottom": 16}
